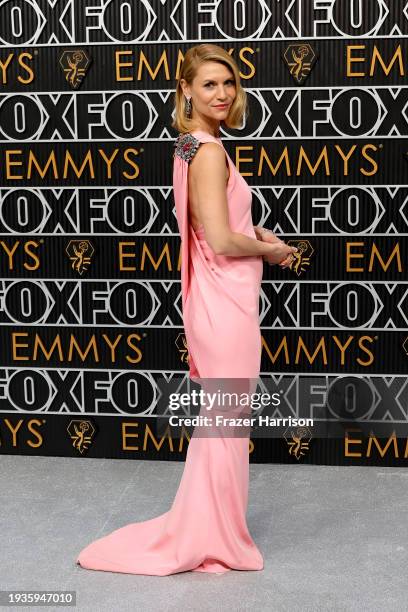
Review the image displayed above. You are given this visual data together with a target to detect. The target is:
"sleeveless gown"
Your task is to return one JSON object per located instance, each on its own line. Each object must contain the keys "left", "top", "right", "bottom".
{"left": 75, "top": 130, "right": 264, "bottom": 575}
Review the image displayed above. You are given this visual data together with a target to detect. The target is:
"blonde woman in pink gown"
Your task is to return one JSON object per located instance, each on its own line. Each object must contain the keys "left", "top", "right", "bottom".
{"left": 76, "top": 44, "right": 297, "bottom": 576}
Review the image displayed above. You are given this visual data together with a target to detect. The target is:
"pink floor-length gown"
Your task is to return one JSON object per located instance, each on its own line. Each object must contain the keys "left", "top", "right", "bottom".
{"left": 75, "top": 129, "right": 264, "bottom": 575}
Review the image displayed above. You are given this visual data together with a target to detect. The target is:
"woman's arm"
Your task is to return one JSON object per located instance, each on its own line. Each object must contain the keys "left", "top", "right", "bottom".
{"left": 189, "top": 145, "right": 297, "bottom": 262}
{"left": 220, "top": 231, "right": 296, "bottom": 261}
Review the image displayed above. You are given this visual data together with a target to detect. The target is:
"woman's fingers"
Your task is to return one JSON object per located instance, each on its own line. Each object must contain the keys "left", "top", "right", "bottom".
{"left": 263, "top": 240, "right": 299, "bottom": 267}
{"left": 261, "top": 232, "right": 282, "bottom": 244}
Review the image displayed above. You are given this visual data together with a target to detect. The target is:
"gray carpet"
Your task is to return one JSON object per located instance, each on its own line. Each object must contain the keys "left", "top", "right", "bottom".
{"left": 1, "top": 455, "right": 407, "bottom": 612}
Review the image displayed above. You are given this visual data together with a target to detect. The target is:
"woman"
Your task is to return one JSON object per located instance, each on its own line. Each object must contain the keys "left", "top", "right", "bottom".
{"left": 75, "top": 44, "right": 297, "bottom": 576}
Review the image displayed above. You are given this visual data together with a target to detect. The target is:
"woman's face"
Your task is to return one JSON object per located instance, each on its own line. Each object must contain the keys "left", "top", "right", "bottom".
{"left": 181, "top": 61, "right": 236, "bottom": 126}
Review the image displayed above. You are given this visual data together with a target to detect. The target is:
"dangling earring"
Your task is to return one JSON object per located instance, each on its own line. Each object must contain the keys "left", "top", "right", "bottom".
{"left": 185, "top": 96, "right": 192, "bottom": 118}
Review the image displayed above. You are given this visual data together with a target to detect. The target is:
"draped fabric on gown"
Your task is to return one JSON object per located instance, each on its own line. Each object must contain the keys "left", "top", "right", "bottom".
{"left": 75, "top": 130, "right": 264, "bottom": 576}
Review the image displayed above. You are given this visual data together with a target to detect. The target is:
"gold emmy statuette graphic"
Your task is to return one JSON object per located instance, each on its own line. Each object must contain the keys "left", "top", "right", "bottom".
{"left": 59, "top": 50, "right": 92, "bottom": 89}
{"left": 287, "top": 239, "right": 314, "bottom": 276}
{"left": 67, "top": 419, "right": 96, "bottom": 454}
{"left": 283, "top": 426, "right": 313, "bottom": 460}
{"left": 403, "top": 336, "right": 408, "bottom": 354}
{"left": 175, "top": 333, "right": 189, "bottom": 364}
{"left": 283, "top": 43, "right": 317, "bottom": 85}
{"left": 65, "top": 239, "right": 94, "bottom": 275}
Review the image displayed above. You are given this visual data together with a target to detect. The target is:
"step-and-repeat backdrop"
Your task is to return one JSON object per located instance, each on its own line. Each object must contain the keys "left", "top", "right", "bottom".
{"left": 0, "top": 1, "right": 407, "bottom": 465}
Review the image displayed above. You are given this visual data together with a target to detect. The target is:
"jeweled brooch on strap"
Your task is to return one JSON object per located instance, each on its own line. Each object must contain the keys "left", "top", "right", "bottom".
{"left": 173, "top": 132, "right": 201, "bottom": 163}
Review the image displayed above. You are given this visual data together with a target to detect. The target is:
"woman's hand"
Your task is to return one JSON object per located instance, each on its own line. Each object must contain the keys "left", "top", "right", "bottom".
{"left": 254, "top": 226, "right": 297, "bottom": 268}
{"left": 254, "top": 226, "right": 283, "bottom": 246}
{"left": 263, "top": 242, "right": 298, "bottom": 267}
{"left": 277, "top": 250, "right": 297, "bottom": 269}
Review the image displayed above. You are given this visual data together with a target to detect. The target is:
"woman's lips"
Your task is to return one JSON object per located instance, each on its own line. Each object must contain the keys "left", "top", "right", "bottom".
{"left": 214, "top": 104, "right": 229, "bottom": 108}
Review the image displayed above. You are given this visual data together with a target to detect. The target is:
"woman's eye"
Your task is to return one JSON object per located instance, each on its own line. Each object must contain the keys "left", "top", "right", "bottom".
{"left": 205, "top": 81, "right": 234, "bottom": 87}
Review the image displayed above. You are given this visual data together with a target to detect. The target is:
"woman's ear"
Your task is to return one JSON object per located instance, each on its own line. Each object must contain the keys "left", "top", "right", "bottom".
{"left": 180, "top": 79, "right": 189, "bottom": 97}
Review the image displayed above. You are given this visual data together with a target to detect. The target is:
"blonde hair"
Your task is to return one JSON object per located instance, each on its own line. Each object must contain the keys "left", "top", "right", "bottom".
{"left": 172, "top": 44, "right": 248, "bottom": 134}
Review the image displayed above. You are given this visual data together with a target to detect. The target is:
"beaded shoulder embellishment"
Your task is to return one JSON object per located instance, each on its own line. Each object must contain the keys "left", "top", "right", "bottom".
{"left": 173, "top": 132, "right": 201, "bottom": 163}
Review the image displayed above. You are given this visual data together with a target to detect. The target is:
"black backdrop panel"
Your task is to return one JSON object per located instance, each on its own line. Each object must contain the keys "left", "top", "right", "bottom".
{"left": 0, "top": 0, "right": 407, "bottom": 465}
